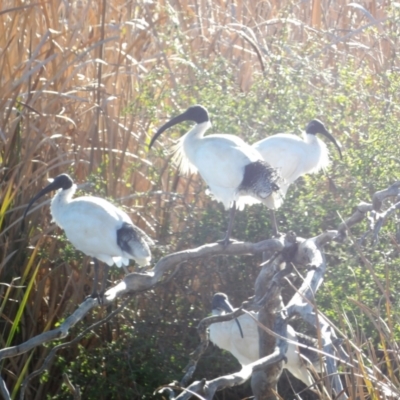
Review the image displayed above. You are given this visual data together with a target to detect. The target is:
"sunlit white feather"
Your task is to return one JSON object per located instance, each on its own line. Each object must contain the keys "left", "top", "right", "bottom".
{"left": 172, "top": 121, "right": 281, "bottom": 210}
{"left": 50, "top": 184, "right": 153, "bottom": 267}
{"left": 253, "top": 132, "right": 330, "bottom": 200}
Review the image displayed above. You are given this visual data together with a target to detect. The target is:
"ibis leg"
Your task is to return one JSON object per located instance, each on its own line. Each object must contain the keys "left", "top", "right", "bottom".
{"left": 262, "top": 210, "right": 279, "bottom": 262}
{"left": 91, "top": 258, "right": 100, "bottom": 300}
{"left": 218, "top": 202, "right": 237, "bottom": 246}
{"left": 100, "top": 264, "right": 109, "bottom": 298}
{"left": 270, "top": 209, "right": 279, "bottom": 237}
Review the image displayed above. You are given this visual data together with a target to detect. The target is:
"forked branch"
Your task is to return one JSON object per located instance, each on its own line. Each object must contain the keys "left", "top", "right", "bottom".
{"left": 0, "top": 238, "right": 283, "bottom": 399}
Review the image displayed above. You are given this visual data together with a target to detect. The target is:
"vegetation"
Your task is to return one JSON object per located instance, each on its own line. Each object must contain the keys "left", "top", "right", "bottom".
{"left": 1, "top": 0, "right": 400, "bottom": 399}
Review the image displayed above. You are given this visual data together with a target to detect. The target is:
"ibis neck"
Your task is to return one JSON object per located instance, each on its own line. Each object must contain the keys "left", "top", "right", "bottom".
{"left": 185, "top": 121, "right": 211, "bottom": 139}
{"left": 304, "top": 133, "right": 330, "bottom": 172}
{"left": 50, "top": 185, "right": 77, "bottom": 226}
{"left": 182, "top": 121, "right": 210, "bottom": 153}
{"left": 304, "top": 132, "right": 318, "bottom": 143}
{"left": 172, "top": 121, "right": 211, "bottom": 176}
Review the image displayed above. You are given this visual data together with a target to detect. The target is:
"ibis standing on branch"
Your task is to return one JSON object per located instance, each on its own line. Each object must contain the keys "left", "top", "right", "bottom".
{"left": 209, "top": 293, "right": 322, "bottom": 388}
{"left": 253, "top": 119, "right": 342, "bottom": 202}
{"left": 23, "top": 174, "right": 154, "bottom": 301}
{"left": 252, "top": 119, "right": 342, "bottom": 230}
{"left": 149, "top": 105, "right": 282, "bottom": 244}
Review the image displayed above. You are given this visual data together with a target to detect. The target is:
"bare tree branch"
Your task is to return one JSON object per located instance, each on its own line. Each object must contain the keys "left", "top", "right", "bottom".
{"left": 172, "top": 229, "right": 350, "bottom": 399}
{"left": 173, "top": 345, "right": 296, "bottom": 400}
{"left": 285, "top": 231, "right": 347, "bottom": 399}
{"left": 371, "top": 200, "right": 400, "bottom": 244}
{"left": 177, "top": 234, "right": 309, "bottom": 400}
{"left": 180, "top": 235, "right": 294, "bottom": 389}
{"left": 337, "top": 182, "right": 400, "bottom": 243}
{"left": 62, "top": 373, "right": 81, "bottom": 400}
{"left": 0, "top": 238, "right": 283, "bottom": 396}
{"left": 165, "top": 183, "right": 400, "bottom": 399}
{"left": 6, "top": 182, "right": 400, "bottom": 399}
{"left": 372, "top": 181, "right": 400, "bottom": 211}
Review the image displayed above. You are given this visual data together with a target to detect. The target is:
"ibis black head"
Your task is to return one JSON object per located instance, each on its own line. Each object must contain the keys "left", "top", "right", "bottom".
{"left": 149, "top": 105, "right": 209, "bottom": 149}
{"left": 22, "top": 174, "right": 74, "bottom": 227}
{"left": 305, "top": 119, "right": 342, "bottom": 159}
{"left": 212, "top": 292, "right": 244, "bottom": 339}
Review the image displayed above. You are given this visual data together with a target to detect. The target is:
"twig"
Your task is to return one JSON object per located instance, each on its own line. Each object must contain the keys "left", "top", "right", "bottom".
{"left": 336, "top": 182, "right": 400, "bottom": 243}
{"left": 62, "top": 373, "right": 81, "bottom": 400}
{"left": 371, "top": 201, "right": 400, "bottom": 244}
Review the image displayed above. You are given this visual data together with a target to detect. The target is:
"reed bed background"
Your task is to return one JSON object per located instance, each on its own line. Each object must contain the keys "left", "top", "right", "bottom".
{"left": 1, "top": 0, "right": 400, "bottom": 398}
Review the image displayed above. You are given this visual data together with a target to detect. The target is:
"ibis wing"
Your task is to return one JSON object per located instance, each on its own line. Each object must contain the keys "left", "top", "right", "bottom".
{"left": 194, "top": 134, "right": 260, "bottom": 189}
{"left": 228, "top": 313, "right": 260, "bottom": 364}
{"left": 253, "top": 134, "right": 308, "bottom": 189}
{"left": 284, "top": 325, "right": 317, "bottom": 386}
{"left": 54, "top": 197, "right": 150, "bottom": 264}
{"left": 210, "top": 311, "right": 259, "bottom": 366}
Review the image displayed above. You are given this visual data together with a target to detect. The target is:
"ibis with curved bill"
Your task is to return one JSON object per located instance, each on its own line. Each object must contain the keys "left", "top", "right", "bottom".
{"left": 149, "top": 105, "right": 282, "bottom": 244}
{"left": 209, "top": 292, "right": 323, "bottom": 387}
{"left": 23, "top": 174, "right": 154, "bottom": 301}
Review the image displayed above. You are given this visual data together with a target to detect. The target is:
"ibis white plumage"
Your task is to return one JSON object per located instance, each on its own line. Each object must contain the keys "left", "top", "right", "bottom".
{"left": 209, "top": 293, "right": 322, "bottom": 387}
{"left": 149, "top": 105, "right": 281, "bottom": 244}
{"left": 253, "top": 119, "right": 342, "bottom": 204}
{"left": 23, "top": 174, "right": 154, "bottom": 300}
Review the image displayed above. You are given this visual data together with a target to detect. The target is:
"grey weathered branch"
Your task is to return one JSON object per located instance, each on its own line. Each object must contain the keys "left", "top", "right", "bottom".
{"left": 336, "top": 181, "right": 400, "bottom": 243}
{"left": 171, "top": 339, "right": 291, "bottom": 400}
{"left": 370, "top": 200, "right": 400, "bottom": 244}
{"left": 6, "top": 181, "right": 400, "bottom": 399}
{"left": 0, "top": 238, "right": 282, "bottom": 397}
{"left": 372, "top": 181, "right": 400, "bottom": 211}
{"left": 62, "top": 373, "right": 81, "bottom": 400}
{"left": 336, "top": 202, "right": 372, "bottom": 242}
{"left": 165, "top": 182, "right": 400, "bottom": 400}
{"left": 285, "top": 231, "right": 347, "bottom": 399}
{"left": 173, "top": 230, "right": 350, "bottom": 399}
{"left": 180, "top": 235, "right": 294, "bottom": 389}
{"left": 106, "top": 239, "right": 283, "bottom": 302}
{"left": 175, "top": 234, "right": 315, "bottom": 400}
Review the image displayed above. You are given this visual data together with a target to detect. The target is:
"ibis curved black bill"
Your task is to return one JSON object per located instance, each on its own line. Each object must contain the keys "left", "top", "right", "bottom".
{"left": 149, "top": 105, "right": 209, "bottom": 149}
{"left": 306, "top": 119, "right": 343, "bottom": 159}
{"left": 320, "top": 130, "right": 342, "bottom": 159}
{"left": 22, "top": 174, "right": 74, "bottom": 230}
{"left": 212, "top": 292, "right": 244, "bottom": 339}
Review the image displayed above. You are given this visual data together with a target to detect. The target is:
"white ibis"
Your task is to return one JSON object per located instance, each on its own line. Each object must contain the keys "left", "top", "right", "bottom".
{"left": 253, "top": 119, "right": 342, "bottom": 202}
{"left": 209, "top": 293, "right": 322, "bottom": 387}
{"left": 23, "top": 174, "right": 154, "bottom": 301}
{"left": 149, "top": 105, "right": 282, "bottom": 244}
{"left": 252, "top": 120, "right": 342, "bottom": 231}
